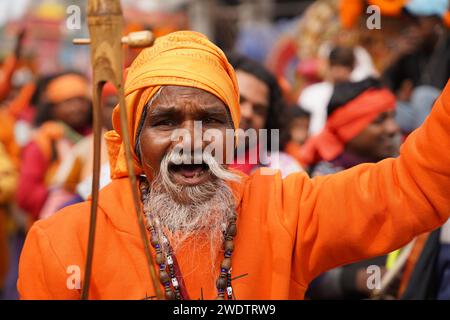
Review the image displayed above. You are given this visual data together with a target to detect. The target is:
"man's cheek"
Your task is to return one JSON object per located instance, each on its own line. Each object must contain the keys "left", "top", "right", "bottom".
{"left": 255, "top": 116, "right": 266, "bottom": 131}
{"left": 140, "top": 134, "right": 170, "bottom": 175}
{"left": 212, "top": 128, "right": 233, "bottom": 164}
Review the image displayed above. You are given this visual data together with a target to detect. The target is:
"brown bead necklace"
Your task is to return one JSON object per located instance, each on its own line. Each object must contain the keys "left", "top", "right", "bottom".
{"left": 139, "top": 178, "right": 237, "bottom": 300}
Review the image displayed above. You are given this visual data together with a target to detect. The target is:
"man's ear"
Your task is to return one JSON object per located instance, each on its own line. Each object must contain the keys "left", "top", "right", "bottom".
{"left": 135, "top": 106, "right": 149, "bottom": 162}
{"left": 136, "top": 138, "right": 142, "bottom": 163}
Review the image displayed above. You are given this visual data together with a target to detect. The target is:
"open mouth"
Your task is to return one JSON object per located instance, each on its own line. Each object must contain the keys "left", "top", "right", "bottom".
{"left": 168, "top": 163, "right": 211, "bottom": 185}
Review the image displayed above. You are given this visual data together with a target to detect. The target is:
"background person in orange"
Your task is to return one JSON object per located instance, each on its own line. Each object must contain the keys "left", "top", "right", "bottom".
{"left": 16, "top": 72, "right": 92, "bottom": 220}
{"left": 17, "top": 31, "right": 450, "bottom": 300}
{"left": 61, "top": 82, "right": 118, "bottom": 203}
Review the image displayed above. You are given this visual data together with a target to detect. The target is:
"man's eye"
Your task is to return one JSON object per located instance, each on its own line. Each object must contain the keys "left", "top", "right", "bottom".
{"left": 152, "top": 119, "right": 176, "bottom": 127}
{"left": 204, "top": 117, "right": 222, "bottom": 124}
{"left": 372, "top": 114, "right": 387, "bottom": 125}
{"left": 254, "top": 104, "right": 268, "bottom": 117}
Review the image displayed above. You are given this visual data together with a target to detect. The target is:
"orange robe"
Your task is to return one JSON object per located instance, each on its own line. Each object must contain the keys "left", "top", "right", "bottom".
{"left": 0, "top": 109, "right": 20, "bottom": 167}
{"left": 0, "top": 83, "right": 35, "bottom": 169}
{"left": 17, "top": 81, "right": 450, "bottom": 299}
{"left": 0, "top": 55, "right": 17, "bottom": 102}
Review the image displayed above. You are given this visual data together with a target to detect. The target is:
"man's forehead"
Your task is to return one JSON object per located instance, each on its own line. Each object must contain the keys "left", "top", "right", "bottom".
{"left": 235, "top": 70, "right": 269, "bottom": 106}
{"left": 148, "top": 86, "right": 228, "bottom": 114}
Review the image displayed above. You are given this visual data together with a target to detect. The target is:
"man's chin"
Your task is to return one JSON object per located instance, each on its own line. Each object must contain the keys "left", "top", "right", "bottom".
{"left": 162, "top": 172, "right": 217, "bottom": 205}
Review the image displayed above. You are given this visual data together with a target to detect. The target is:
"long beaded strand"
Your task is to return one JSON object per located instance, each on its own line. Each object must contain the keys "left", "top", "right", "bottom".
{"left": 140, "top": 178, "right": 237, "bottom": 300}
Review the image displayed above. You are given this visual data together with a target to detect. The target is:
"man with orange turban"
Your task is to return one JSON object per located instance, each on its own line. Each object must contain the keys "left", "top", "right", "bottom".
{"left": 18, "top": 31, "right": 450, "bottom": 300}
{"left": 16, "top": 72, "right": 92, "bottom": 220}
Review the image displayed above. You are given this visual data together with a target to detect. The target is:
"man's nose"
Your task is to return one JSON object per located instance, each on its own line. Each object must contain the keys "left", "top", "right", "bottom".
{"left": 384, "top": 117, "right": 400, "bottom": 136}
{"left": 178, "top": 120, "right": 206, "bottom": 152}
{"left": 240, "top": 101, "right": 253, "bottom": 122}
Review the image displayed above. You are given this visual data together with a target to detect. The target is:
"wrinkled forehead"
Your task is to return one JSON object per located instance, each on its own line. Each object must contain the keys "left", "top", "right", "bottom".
{"left": 144, "top": 85, "right": 232, "bottom": 121}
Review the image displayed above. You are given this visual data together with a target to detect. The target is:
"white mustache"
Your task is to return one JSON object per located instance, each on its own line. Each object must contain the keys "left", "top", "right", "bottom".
{"left": 165, "top": 149, "right": 240, "bottom": 183}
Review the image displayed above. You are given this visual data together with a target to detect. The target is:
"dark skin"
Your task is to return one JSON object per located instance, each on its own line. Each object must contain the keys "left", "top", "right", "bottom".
{"left": 346, "top": 110, "right": 400, "bottom": 162}
{"left": 289, "top": 117, "right": 310, "bottom": 146}
{"left": 329, "top": 65, "right": 353, "bottom": 84}
{"left": 235, "top": 70, "right": 269, "bottom": 132}
{"left": 139, "top": 85, "right": 233, "bottom": 186}
{"left": 14, "top": 29, "right": 26, "bottom": 58}
{"left": 52, "top": 96, "right": 91, "bottom": 131}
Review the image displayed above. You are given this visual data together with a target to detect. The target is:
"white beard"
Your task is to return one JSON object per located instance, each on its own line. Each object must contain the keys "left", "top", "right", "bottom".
{"left": 142, "top": 150, "right": 238, "bottom": 266}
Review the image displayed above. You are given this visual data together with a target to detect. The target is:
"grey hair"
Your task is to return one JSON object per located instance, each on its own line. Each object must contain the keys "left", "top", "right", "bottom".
{"left": 135, "top": 86, "right": 164, "bottom": 161}
{"left": 143, "top": 149, "right": 238, "bottom": 263}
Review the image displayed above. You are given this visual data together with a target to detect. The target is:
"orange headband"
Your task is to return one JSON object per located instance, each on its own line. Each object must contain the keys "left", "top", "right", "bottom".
{"left": 46, "top": 74, "right": 90, "bottom": 104}
{"left": 300, "top": 88, "right": 396, "bottom": 166}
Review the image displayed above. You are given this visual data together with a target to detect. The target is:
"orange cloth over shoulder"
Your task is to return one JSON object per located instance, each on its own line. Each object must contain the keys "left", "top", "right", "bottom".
{"left": 105, "top": 30, "right": 240, "bottom": 179}
{"left": 0, "top": 109, "right": 20, "bottom": 167}
{"left": 17, "top": 29, "right": 450, "bottom": 300}
{"left": 0, "top": 55, "right": 18, "bottom": 101}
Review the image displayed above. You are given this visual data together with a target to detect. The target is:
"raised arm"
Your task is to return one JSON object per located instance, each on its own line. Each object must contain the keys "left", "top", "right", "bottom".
{"left": 286, "top": 80, "right": 450, "bottom": 286}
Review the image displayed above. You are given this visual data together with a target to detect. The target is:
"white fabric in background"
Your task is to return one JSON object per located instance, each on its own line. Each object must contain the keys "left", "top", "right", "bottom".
{"left": 0, "top": 0, "right": 30, "bottom": 27}
{"left": 440, "top": 219, "right": 450, "bottom": 244}
{"left": 299, "top": 46, "right": 378, "bottom": 135}
{"left": 298, "top": 81, "right": 333, "bottom": 135}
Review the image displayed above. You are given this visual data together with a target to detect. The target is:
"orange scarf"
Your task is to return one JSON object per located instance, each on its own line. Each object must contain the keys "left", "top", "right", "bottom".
{"left": 340, "top": 0, "right": 408, "bottom": 29}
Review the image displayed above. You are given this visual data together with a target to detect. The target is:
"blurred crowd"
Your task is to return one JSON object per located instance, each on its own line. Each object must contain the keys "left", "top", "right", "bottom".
{"left": 1, "top": 0, "right": 450, "bottom": 299}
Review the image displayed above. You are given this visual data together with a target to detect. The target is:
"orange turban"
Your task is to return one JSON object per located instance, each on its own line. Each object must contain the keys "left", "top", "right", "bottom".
{"left": 101, "top": 82, "right": 117, "bottom": 99}
{"left": 369, "top": 0, "right": 409, "bottom": 16}
{"left": 300, "top": 88, "right": 396, "bottom": 166}
{"left": 46, "top": 74, "right": 90, "bottom": 104}
{"left": 339, "top": 0, "right": 364, "bottom": 29}
{"left": 445, "top": 11, "right": 450, "bottom": 28}
{"left": 339, "top": 0, "right": 409, "bottom": 29}
{"left": 105, "top": 31, "right": 240, "bottom": 179}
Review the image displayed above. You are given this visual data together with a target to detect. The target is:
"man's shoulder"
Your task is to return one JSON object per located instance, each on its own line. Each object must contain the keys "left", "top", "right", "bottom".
{"left": 244, "top": 168, "right": 309, "bottom": 191}
{"left": 32, "top": 200, "right": 92, "bottom": 240}
{"left": 35, "top": 178, "right": 127, "bottom": 228}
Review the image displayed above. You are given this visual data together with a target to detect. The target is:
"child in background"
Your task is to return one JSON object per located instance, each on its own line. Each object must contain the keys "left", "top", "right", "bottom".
{"left": 283, "top": 105, "right": 311, "bottom": 167}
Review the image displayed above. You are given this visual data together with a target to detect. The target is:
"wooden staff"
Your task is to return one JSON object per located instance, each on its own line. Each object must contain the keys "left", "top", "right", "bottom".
{"left": 73, "top": 0, "right": 162, "bottom": 300}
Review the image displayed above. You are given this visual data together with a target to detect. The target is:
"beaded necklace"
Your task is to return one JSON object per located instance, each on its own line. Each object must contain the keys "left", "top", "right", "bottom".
{"left": 140, "top": 178, "right": 237, "bottom": 300}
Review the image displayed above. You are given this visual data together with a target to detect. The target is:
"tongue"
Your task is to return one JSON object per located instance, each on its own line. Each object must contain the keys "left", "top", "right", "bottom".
{"left": 179, "top": 165, "right": 204, "bottom": 178}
